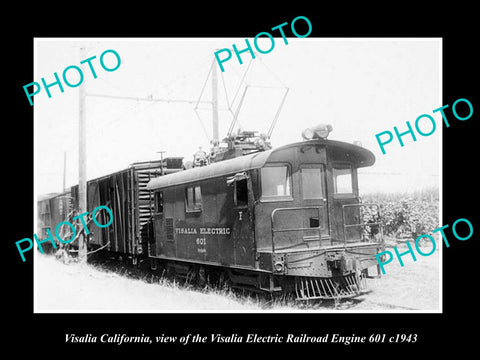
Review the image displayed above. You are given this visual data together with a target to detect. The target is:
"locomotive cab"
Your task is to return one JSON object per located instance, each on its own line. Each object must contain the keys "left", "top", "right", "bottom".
{"left": 251, "top": 139, "right": 383, "bottom": 299}
{"left": 253, "top": 139, "right": 379, "bottom": 250}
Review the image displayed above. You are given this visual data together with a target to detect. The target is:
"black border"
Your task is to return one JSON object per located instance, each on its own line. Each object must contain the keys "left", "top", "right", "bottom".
{"left": 6, "top": 5, "right": 479, "bottom": 353}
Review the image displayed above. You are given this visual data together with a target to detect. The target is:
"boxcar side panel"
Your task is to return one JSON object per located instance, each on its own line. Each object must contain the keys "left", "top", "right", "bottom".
{"left": 87, "top": 180, "right": 103, "bottom": 246}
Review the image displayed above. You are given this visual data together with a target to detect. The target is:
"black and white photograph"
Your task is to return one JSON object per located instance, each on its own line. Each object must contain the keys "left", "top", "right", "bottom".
{"left": 32, "top": 37, "right": 442, "bottom": 313}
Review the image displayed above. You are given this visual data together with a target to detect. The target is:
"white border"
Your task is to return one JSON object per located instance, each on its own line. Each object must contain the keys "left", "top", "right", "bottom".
{"left": 33, "top": 37, "right": 443, "bottom": 314}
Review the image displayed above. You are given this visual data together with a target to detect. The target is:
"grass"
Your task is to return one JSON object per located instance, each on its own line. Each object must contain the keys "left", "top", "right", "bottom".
{"left": 83, "top": 254, "right": 318, "bottom": 310}
{"left": 38, "top": 249, "right": 439, "bottom": 312}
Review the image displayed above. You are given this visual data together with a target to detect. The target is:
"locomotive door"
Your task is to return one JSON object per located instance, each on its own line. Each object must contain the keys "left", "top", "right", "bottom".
{"left": 299, "top": 165, "right": 329, "bottom": 242}
{"left": 231, "top": 175, "right": 254, "bottom": 267}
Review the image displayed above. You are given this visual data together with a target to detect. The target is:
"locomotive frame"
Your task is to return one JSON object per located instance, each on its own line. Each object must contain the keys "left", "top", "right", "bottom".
{"left": 38, "top": 133, "right": 384, "bottom": 302}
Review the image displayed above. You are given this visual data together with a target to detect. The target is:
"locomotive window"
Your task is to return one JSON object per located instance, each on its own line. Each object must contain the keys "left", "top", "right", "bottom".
{"left": 235, "top": 179, "right": 248, "bottom": 207}
{"left": 301, "top": 167, "right": 325, "bottom": 199}
{"left": 260, "top": 165, "right": 292, "bottom": 201}
{"left": 333, "top": 167, "right": 353, "bottom": 194}
{"left": 154, "top": 191, "right": 164, "bottom": 213}
{"left": 186, "top": 185, "right": 202, "bottom": 212}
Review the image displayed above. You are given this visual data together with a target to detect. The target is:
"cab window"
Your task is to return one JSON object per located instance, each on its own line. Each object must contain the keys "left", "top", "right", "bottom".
{"left": 333, "top": 166, "right": 353, "bottom": 194}
{"left": 301, "top": 166, "right": 326, "bottom": 199}
{"left": 260, "top": 165, "right": 292, "bottom": 201}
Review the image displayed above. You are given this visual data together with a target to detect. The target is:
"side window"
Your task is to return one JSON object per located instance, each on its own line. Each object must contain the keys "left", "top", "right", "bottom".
{"left": 185, "top": 185, "right": 202, "bottom": 212}
{"left": 154, "top": 191, "right": 163, "bottom": 213}
{"left": 260, "top": 165, "right": 292, "bottom": 201}
{"left": 234, "top": 179, "right": 248, "bottom": 207}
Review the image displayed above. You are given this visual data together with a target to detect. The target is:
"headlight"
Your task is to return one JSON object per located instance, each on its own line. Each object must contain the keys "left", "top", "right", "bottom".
{"left": 274, "top": 261, "right": 284, "bottom": 272}
{"left": 302, "top": 124, "right": 333, "bottom": 140}
{"left": 301, "top": 127, "right": 315, "bottom": 140}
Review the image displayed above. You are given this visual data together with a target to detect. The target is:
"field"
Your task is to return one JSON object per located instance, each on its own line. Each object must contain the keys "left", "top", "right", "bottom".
{"left": 361, "top": 187, "right": 439, "bottom": 240}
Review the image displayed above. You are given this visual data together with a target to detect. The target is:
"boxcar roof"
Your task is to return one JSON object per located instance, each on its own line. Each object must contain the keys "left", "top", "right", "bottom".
{"left": 146, "top": 139, "right": 375, "bottom": 190}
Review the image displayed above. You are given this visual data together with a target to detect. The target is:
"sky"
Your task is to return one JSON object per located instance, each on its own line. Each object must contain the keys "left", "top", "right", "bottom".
{"left": 34, "top": 38, "right": 441, "bottom": 196}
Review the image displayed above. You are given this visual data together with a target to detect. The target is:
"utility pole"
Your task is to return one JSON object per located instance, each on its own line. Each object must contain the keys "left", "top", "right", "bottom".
{"left": 78, "top": 45, "right": 87, "bottom": 263}
{"left": 156, "top": 151, "right": 166, "bottom": 176}
{"left": 211, "top": 61, "right": 219, "bottom": 143}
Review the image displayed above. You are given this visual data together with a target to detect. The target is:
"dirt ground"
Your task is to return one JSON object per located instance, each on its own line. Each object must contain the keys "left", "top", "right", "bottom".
{"left": 34, "top": 242, "right": 440, "bottom": 312}
{"left": 340, "top": 243, "right": 440, "bottom": 311}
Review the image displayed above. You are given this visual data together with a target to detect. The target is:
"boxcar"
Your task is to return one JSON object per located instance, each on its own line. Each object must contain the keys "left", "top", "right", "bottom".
{"left": 37, "top": 158, "right": 183, "bottom": 260}
{"left": 37, "top": 192, "right": 73, "bottom": 252}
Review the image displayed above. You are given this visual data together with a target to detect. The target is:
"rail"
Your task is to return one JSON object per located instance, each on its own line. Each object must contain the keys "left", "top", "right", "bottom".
{"left": 271, "top": 205, "right": 326, "bottom": 253}
{"left": 341, "top": 203, "right": 383, "bottom": 245}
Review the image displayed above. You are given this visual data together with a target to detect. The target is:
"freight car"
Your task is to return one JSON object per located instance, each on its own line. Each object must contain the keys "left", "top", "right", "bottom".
{"left": 37, "top": 158, "right": 184, "bottom": 260}
{"left": 37, "top": 125, "right": 384, "bottom": 301}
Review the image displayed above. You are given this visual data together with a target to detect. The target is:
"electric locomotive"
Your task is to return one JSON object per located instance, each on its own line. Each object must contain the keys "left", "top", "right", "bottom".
{"left": 37, "top": 124, "right": 383, "bottom": 301}
{"left": 146, "top": 125, "right": 384, "bottom": 300}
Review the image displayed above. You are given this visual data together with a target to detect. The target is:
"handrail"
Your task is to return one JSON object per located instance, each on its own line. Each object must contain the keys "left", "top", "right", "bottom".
{"left": 341, "top": 203, "right": 383, "bottom": 244}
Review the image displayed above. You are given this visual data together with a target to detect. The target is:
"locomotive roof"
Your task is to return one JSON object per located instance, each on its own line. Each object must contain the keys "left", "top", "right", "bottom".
{"left": 146, "top": 139, "right": 375, "bottom": 190}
